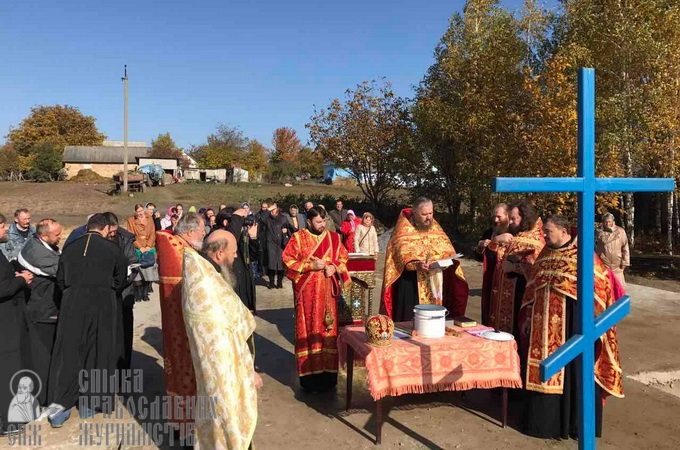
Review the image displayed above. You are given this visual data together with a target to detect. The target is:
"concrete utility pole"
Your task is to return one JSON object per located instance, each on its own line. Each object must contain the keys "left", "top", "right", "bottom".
{"left": 122, "top": 65, "right": 129, "bottom": 192}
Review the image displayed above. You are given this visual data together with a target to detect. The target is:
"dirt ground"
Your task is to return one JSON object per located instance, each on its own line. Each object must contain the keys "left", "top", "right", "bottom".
{"left": 2, "top": 183, "right": 680, "bottom": 449}
{"left": 2, "top": 258, "right": 679, "bottom": 449}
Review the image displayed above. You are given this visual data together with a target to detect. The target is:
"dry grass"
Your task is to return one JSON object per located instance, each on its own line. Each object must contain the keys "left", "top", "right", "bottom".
{"left": 0, "top": 181, "right": 367, "bottom": 228}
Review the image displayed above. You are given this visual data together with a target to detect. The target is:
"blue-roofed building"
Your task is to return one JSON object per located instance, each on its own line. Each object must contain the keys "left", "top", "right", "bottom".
{"left": 322, "top": 161, "right": 354, "bottom": 184}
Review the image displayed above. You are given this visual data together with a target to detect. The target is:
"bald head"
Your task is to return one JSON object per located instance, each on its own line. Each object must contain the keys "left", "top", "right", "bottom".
{"left": 202, "top": 230, "right": 238, "bottom": 267}
{"left": 202, "top": 230, "right": 238, "bottom": 287}
{"left": 36, "top": 219, "right": 63, "bottom": 246}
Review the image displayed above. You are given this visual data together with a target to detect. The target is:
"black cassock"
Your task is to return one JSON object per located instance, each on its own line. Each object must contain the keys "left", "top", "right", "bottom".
{"left": 263, "top": 213, "right": 289, "bottom": 271}
{"left": 227, "top": 214, "right": 259, "bottom": 312}
{"left": 522, "top": 297, "right": 603, "bottom": 439}
{"left": 0, "top": 253, "right": 49, "bottom": 433}
{"left": 48, "top": 232, "right": 126, "bottom": 411}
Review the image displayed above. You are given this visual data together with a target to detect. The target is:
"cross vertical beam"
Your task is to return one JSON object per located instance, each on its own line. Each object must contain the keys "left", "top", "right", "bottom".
{"left": 576, "top": 68, "right": 597, "bottom": 449}
{"left": 493, "top": 68, "right": 674, "bottom": 450}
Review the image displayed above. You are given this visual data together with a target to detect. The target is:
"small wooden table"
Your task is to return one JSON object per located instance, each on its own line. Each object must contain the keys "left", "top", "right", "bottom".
{"left": 339, "top": 325, "right": 521, "bottom": 445}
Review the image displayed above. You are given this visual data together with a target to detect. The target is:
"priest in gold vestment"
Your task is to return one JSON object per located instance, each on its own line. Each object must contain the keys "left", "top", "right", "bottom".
{"left": 380, "top": 197, "right": 469, "bottom": 321}
{"left": 519, "top": 215, "right": 623, "bottom": 439}
{"left": 182, "top": 230, "right": 261, "bottom": 450}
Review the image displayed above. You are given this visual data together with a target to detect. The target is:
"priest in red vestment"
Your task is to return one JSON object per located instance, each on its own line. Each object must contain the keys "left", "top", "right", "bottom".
{"left": 475, "top": 203, "right": 509, "bottom": 326}
{"left": 488, "top": 201, "right": 544, "bottom": 338}
{"left": 380, "top": 197, "right": 469, "bottom": 321}
{"left": 155, "top": 213, "right": 206, "bottom": 433}
{"left": 282, "top": 208, "right": 351, "bottom": 393}
{"left": 519, "top": 215, "right": 624, "bottom": 439}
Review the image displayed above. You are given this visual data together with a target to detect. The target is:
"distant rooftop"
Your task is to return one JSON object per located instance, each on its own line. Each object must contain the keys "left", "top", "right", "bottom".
{"left": 103, "top": 140, "right": 148, "bottom": 147}
{"left": 63, "top": 145, "right": 149, "bottom": 163}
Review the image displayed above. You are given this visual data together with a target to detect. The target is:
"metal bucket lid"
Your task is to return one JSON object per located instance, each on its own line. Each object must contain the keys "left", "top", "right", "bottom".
{"left": 413, "top": 304, "right": 448, "bottom": 317}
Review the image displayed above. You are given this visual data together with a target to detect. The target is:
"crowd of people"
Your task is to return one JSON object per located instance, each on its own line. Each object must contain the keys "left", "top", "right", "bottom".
{"left": 0, "top": 195, "right": 629, "bottom": 446}
{"left": 0, "top": 197, "right": 381, "bottom": 447}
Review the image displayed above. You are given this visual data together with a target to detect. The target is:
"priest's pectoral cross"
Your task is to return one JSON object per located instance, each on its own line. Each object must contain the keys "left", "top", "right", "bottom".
{"left": 493, "top": 68, "right": 674, "bottom": 450}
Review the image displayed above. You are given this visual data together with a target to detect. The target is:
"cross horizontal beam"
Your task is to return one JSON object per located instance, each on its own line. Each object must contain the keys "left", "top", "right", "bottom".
{"left": 594, "top": 295, "right": 631, "bottom": 338}
{"left": 493, "top": 178, "right": 675, "bottom": 193}
{"left": 540, "top": 334, "right": 585, "bottom": 382}
{"left": 540, "top": 296, "right": 631, "bottom": 382}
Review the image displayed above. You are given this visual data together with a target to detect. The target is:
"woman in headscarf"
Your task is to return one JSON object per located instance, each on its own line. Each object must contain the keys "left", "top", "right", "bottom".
{"left": 165, "top": 214, "right": 179, "bottom": 232}
{"left": 127, "top": 204, "right": 159, "bottom": 301}
{"left": 354, "top": 212, "right": 379, "bottom": 255}
{"left": 340, "top": 210, "right": 362, "bottom": 252}
{"left": 284, "top": 204, "right": 307, "bottom": 232}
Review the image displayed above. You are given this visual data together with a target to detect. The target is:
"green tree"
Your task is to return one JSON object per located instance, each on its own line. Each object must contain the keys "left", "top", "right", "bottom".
{"left": 25, "top": 142, "right": 63, "bottom": 182}
{"left": 307, "top": 79, "right": 415, "bottom": 207}
{"left": 149, "top": 132, "right": 183, "bottom": 158}
{"left": 190, "top": 124, "right": 250, "bottom": 169}
{"left": 298, "top": 146, "right": 323, "bottom": 178}
{"left": 7, "top": 105, "right": 106, "bottom": 156}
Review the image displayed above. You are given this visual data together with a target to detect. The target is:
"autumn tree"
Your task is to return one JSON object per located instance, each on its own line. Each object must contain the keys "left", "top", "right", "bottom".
{"left": 269, "top": 127, "right": 302, "bottom": 180}
{"left": 272, "top": 127, "right": 301, "bottom": 163}
{"left": 190, "top": 124, "right": 250, "bottom": 169}
{"left": 307, "top": 79, "right": 415, "bottom": 207}
{"left": 632, "top": 2, "right": 680, "bottom": 252}
{"left": 0, "top": 144, "right": 21, "bottom": 181}
{"left": 7, "top": 105, "right": 106, "bottom": 156}
{"left": 412, "top": 0, "right": 532, "bottom": 232}
{"left": 555, "top": 0, "right": 680, "bottom": 249}
{"left": 244, "top": 140, "right": 269, "bottom": 177}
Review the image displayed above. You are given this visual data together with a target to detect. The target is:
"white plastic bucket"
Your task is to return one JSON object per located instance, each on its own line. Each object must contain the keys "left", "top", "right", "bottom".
{"left": 413, "top": 304, "right": 448, "bottom": 338}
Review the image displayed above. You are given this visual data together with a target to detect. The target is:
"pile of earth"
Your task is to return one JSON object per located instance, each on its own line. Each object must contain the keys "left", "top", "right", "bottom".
{"left": 68, "top": 169, "right": 110, "bottom": 184}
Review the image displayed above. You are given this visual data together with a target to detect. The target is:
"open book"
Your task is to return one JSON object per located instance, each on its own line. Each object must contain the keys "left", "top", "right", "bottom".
{"left": 429, "top": 258, "right": 454, "bottom": 270}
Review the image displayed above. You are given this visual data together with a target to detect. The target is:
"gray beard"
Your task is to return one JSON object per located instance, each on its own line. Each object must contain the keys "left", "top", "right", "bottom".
{"left": 413, "top": 221, "right": 432, "bottom": 231}
{"left": 220, "top": 263, "right": 237, "bottom": 287}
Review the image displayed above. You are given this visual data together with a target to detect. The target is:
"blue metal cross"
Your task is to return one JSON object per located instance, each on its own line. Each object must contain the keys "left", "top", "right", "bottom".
{"left": 493, "top": 68, "right": 675, "bottom": 450}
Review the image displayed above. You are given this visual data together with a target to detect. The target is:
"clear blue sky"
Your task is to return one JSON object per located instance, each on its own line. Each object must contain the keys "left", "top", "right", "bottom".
{"left": 0, "top": 0, "right": 558, "bottom": 150}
